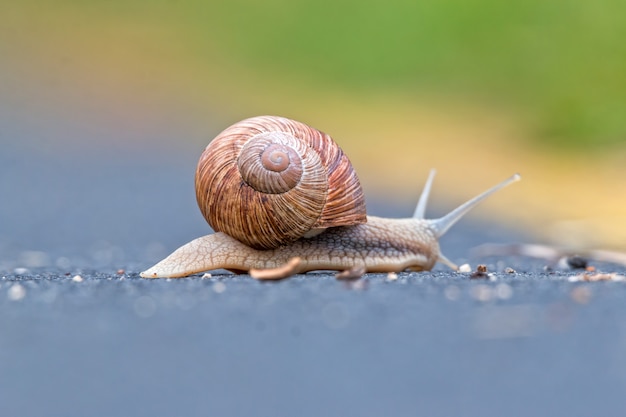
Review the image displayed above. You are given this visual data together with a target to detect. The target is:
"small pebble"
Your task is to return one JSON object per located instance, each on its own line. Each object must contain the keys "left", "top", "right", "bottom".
{"left": 504, "top": 267, "right": 516, "bottom": 274}
{"left": 72, "top": 275, "right": 83, "bottom": 282}
{"left": 8, "top": 284, "right": 26, "bottom": 301}
{"left": 213, "top": 282, "right": 226, "bottom": 294}
{"left": 116, "top": 269, "right": 125, "bottom": 275}
{"left": 458, "top": 264, "right": 472, "bottom": 273}
{"left": 495, "top": 283, "right": 513, "bottom": 299}
{"left": 55, "top": 257, "right": 72, "bottom": 270}
{"left": 345, "top": 279, "right": 368, "bottom": 291}
{"left": 20, "top": 250, "right": 50, "bottom": 268}
{"left": 321, "top": 303, "right": 350, "bottom": 329}
{"left": 471, "top": 284, "right": 493, "bottom": 302}
{"left": 566, "top": 255, "right": 588, "bottom": 269}
{"left": 571, "top": 286, "right": 592, "bottom": 304}
{"left": 386, "top": 272, "right": 398, "bottom": 281}
{"left": 470, "top": 265, "right": 489, "bottom": 279}
{"left": 569, "top": 273, "right": 626, "bottom": 282}
{"left": 335, "top": 265, "right": 366, "bottom": 281}
{"left": 41, "top": 289, "right": 58, "bottom": 303}
{"left": 444, "top": 285, "right": 461, "bottom": 301}
{"left": 134, "top": 296, "right": 157, "bottom": 318}
{"left": 202, "top": 273, "right": 212, "bottom": 279}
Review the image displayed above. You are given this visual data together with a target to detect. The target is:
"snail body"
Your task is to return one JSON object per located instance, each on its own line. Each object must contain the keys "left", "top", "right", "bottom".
{"left": 141, "top": 116, "right": 520, "bottom": 279}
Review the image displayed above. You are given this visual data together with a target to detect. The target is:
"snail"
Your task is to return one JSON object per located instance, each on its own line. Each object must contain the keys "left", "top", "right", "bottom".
{"left": 140, "top": 115, "right": 520, "bottom": 280}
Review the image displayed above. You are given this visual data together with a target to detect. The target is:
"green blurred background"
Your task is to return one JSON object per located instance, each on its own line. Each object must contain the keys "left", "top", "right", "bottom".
{"left": 2, "top": 0, "right": 625, "bottom": 248}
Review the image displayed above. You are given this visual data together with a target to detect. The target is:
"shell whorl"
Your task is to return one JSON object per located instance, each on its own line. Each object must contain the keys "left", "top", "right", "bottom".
{"left": 195, "top": 115, "right": 367, "bottom": 250}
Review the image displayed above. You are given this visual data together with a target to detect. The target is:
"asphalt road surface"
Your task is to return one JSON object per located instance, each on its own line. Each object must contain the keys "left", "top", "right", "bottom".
{"left": 2, "top": 126, "right": 626, "bottom": 417}
{"left": 3, "top": 261, "right": 626, "bottom": 417}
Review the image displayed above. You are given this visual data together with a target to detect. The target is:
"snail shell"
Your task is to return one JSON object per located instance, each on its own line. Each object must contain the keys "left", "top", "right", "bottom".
{"left": 195, "top": 115, "right": 367, "bottom": 249}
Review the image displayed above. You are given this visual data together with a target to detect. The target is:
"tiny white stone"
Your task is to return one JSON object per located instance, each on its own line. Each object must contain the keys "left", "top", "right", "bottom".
{"left": 471, "top": 284, "right": 493, "bottom": 302}
{"left": 202, "top": 273, "right": 212, "bottom": 279}
{"left": 8, "top": 284, "right": 26, "bottom": 301}
{"left": 175, "top": 294, "right": 196, "bottom": 311}
{"left": 557, "top": 257, "right": 570, "bottom": 270}
{"left": 72, "top": 275, "right": 83, "bottom": 282}
{"left": 386, "top": 272, "right": 398, "bottom": 281}
{"left": 213, "top": 282, "right": 226, "bottom": 294}
{"left": 134, "top": 296, "right": 157, "bottom": 318}
{"left": 321, "top": 302, "right": 350, "bottom": 329}
{"left": 55, "top": 257, "right": 72, "bottom": 270}
{"left": 495, "top": 283, "right": 513, "bottom": 300}
{"left": 41, "top": 289, "right": 58, "bottom": 304}
{"left": 444, "top": 285, "right": 461, "bottom": 301}
{"left": 458, "top": 264, "right": 472, "bottom": 273}
{"left": 20, "top": 251, "right": 50, "bottom": 268}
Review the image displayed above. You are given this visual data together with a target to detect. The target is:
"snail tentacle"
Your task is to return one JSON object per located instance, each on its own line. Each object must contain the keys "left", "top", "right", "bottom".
{"left": 413, "top": 169, "right": 437, "bottom": 219}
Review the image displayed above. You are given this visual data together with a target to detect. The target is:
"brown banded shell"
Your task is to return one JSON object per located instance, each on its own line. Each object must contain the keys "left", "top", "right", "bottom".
{"left": 195, "top": 115, "right": 367, "bottom": 249}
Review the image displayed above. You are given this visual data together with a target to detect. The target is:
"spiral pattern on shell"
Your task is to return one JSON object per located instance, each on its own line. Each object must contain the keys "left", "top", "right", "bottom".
{"left": 195, "top": 115, "right": 367, "bottom": 249}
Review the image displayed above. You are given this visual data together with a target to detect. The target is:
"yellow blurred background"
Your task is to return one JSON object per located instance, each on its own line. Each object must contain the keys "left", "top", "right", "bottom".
{"left": 2, "top": 0, "right": 625, "bottom": 249}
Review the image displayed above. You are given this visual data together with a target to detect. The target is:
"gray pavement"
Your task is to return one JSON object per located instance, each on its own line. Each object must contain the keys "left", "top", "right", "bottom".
{"left": 2, "top": 263, "right": 626, "bottom": 417}
{"left": 2, "top": 109, "right": 626, "bottom": 417}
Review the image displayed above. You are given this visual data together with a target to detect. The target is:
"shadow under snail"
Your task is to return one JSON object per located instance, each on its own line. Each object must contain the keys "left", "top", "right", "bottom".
{"left": 141, "top": 115, "right": 520, "bottom": 280}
